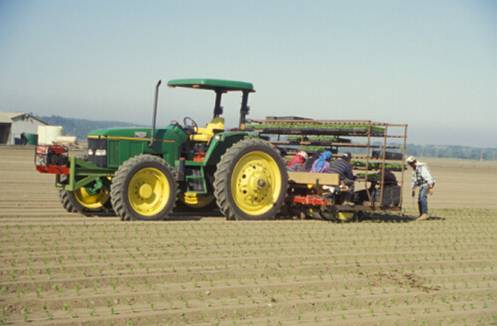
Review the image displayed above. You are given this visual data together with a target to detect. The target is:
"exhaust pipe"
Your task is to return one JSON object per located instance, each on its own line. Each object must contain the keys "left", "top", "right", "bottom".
{"left": 149, "top": 80, "right": 162, "bottom": 145}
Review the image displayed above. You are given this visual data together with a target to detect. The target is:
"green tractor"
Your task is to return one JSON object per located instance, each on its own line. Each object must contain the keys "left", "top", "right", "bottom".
{"left": 35, "top": 79, "right": 288, "bottom": 221}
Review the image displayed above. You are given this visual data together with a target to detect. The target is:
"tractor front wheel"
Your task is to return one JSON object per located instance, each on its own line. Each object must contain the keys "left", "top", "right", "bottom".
{"left": 59, "top": 186, "right": 110, "bottom": 216}
{"left": 214, "top": 138, "right": 288, "bottom": 220}
{"left": 111, "top": 155, "right": 176, "bottom": 221}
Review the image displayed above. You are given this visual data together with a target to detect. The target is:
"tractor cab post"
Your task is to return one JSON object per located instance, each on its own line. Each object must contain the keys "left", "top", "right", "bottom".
{"left": 239, "top": 91, "right": 250, "bottom": 129}
{"left": 213, "top": 89, "right": 223, "bottom": 118}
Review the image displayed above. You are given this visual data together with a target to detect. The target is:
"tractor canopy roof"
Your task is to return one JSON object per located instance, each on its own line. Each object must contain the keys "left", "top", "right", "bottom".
{"left": 167, "top": 78, "right": 255, "bottom": 92}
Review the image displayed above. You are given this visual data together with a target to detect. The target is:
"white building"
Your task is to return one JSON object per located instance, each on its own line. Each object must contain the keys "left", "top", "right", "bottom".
{"left": 0, "top": 112, "right": 48, "bottom": 144}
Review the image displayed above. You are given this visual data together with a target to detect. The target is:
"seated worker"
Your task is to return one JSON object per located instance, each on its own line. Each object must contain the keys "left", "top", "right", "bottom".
{"left": 383, "top": 169, "right": 398, "bottom": 186}
{"left": 353, "top": 168, "right": 399, "bottom": 205}
{"left": 328, "top": 152, "right": 356, "bottom": 190}
{"left": 310, "top": 151, "right": 333, "bottom": 173}
{"left": 305, "top": 151, "right": 320, "bottom": 171}
{"left": 287, "top": 151, "right": 308, "bottom": 172}
{"left": 367, "top": 168, "right": 398, "bottom": 199}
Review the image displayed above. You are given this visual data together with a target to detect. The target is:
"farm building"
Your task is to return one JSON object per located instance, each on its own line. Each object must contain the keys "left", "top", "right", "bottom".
{"left": 0, "top": 112, "right": 48, "bottom": 145}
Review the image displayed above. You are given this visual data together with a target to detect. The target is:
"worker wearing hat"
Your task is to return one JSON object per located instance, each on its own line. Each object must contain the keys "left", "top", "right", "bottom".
{"left": 287, "top": 151, "right": 309, "bottom": 172}
{"left": 406, "top": 156, "right": 435, "bottom": 221}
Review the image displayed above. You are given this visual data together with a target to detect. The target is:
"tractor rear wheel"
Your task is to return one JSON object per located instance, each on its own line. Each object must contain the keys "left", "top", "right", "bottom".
{"left": 59, "top": 186, "right": 110, "bottom": 216}
{"left": 214, "top": 138, "right": 288, "bottom": 220}
{"left": 111, "top": 155, "right": 176, "bottom": 221}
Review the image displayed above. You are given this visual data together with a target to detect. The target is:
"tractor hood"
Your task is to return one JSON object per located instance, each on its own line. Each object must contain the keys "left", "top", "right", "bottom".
{"left": 85, "top": 124, "right": 187, "bottom": 169}
{"left": 87, "top": 124, "right": 186, "bottom": 140}
{"left": 88, "top": 127, "right": 153, "bottom": 139}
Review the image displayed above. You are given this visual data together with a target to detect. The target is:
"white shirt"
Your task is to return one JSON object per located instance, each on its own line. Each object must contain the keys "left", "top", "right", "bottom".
{"left": 411, "top": 162, "right": 435, "bottom": 189}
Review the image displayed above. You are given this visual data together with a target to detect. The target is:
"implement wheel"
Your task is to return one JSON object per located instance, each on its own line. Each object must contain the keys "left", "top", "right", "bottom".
{"left": 214, "top": 138, "right": 288, "bottom": 220}
{"left": 320, "top": 207, "right": 355, "bottom": 222}
{"left": 179, "top": 193, "right": 216, "bottom": 209}
{"left": 111, "top": 155, "right": 176, "bottom": 221}
{"left": 59, "top": 186, "right": 110, "bottom": 216}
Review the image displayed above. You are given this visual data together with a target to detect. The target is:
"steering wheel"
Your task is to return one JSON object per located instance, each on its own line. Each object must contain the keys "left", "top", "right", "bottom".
{"left": 183, "top": 117, "right": 198, "bottom": 132}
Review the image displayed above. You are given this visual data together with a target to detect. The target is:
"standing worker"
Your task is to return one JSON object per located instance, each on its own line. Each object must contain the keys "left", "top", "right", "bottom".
{"left": 406, "top": 156, "right": 436, "bottom": 221}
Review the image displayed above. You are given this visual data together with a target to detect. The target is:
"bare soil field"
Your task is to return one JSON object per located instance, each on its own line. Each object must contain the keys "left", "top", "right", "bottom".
{"left": 1, "top": 147, "right": 496, "bottom": 325}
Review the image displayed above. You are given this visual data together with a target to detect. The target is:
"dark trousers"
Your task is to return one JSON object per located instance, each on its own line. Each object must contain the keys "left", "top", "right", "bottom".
{"left": 418, "top": 184, "right": 429, "bottom": 215}
{"left": 342, "top": 177, "right": 354, "bottom": 202}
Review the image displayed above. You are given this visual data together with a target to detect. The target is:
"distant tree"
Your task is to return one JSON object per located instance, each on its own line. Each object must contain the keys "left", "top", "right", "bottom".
{"left": 406, "top": 144, "right": 497, "bottom": 161}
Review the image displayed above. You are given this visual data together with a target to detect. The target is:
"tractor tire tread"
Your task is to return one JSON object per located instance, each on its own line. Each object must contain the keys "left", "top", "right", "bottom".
{"left": 58, "top": 189, "right": 96, "bottom": 217}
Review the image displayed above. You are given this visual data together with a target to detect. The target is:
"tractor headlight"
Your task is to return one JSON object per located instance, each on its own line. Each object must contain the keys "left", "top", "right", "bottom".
{"left": 95, "top": 149, "right": 107, "bottom": 156}
{"left": 87, "top": 138, "right": 107, "bottom": 167}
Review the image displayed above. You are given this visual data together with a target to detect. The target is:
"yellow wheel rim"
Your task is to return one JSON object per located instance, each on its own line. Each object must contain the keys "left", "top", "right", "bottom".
{"left": 127, "top": 167, "right": 170, "bottom": 217}
{"left": 230, "top": 151, "right": 282, "bottom": 216}
{"left": 74, "top": 187, "right": 109, "bottom": 209}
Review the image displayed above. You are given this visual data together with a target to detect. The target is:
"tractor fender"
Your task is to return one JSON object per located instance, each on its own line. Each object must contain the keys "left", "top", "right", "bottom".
{"left": 203, "top": 132, "right": 250, "bottom": 167}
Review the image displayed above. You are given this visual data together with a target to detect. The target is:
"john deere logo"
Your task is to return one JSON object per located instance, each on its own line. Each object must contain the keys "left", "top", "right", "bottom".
{"left": 134, "top": 132, "right": 147, "bottom": 138}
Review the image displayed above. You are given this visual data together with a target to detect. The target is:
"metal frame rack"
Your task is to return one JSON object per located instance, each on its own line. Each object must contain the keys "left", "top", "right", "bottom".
{"left": 247, "top": 118, "right": 408, "bottom": 212}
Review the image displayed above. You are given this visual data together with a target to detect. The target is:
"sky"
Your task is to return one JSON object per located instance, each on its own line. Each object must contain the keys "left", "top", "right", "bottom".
{"left": 0, "top": 0, "right": 496, "bottom": 147}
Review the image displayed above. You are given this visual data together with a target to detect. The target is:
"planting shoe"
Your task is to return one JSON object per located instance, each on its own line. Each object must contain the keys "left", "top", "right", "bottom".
{"left": 416, "top": 214, "right": 429, "bottom": 221}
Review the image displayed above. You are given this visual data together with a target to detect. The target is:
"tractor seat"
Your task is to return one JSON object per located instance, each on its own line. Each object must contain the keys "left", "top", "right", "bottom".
{"left": 190, "top": 117, "right": 225, "bottom": 142}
